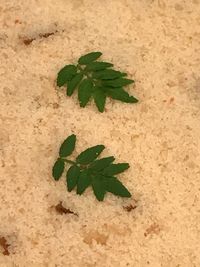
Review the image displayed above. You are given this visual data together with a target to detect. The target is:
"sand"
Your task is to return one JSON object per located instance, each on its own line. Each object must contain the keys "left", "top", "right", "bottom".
{"left": 0, "top": 0, "right": 200, "bottom": 266}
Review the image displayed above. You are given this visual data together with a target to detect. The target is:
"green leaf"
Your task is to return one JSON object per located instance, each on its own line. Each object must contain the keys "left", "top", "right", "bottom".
{"left": 86, "top": 62, "right": 113, "bottom": 71}
{"left": 52, "top": 133, "right": 132, "bottom": 201}
{"left": 57, "top": 65, "right": 77, "bottom": 87}
{"left": 107, "top": 88, "right": 138, "bottom": 103}
{"left": 102, "top": 78, "right": 134, "bottom": 87}
{"left": 93, "top": 89, "right": 106, "bottom": 112}
{"left": 105, "top": 177, "right": 131, "bottom": 198}
{"left": 78, "top": 79, "right": 93, "bottom": 107}
{"left": 52, "top": 159, "right": 65, "bottom": 181}
{"left": 92, "top": 176, "right": 106, "bottom": 201}
{"left": 66, "top": 165, "right": 80, "bottom": 192}
{"left": 78, "top": 52, "right": 102, "bottom": 65}
{"left": 93, "top": 69, "right": 127, "bottom": 80}
{"left": 90, "top": 156, "right": 115, "bottom": 171}
{"left": 67, "top": 73, "right": 83, "bottom": 96}
{"left": 103, "top": 163, "right": 130, "bottom": 176}
{"left": 77, "top": 170, "right": 91, "bottom": 194}
{"left": 57, "top": 53, "right": 138, "bottom": 112}
{"left": 59, "top": 134, "right": 76, "bottom": 158}
{"left": 76, "top": 145, "right": 105, "bottom": 165}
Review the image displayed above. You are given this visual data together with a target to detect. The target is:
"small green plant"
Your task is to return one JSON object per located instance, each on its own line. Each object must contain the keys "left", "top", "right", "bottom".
{"left": 57, "top": 52, "right": 138, "bottom": 112}
{"left": 52, "top": 134, "right": 132, "bottom": 201}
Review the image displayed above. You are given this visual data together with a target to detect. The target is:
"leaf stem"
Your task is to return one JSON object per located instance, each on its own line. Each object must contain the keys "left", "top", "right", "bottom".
{"left": 77, "top": 64, "right": 100, "bottom": 87}
{"left": 77, "top": 64, "right": 83, "bottom": 72}
{"left": 59, "top": 158, "right": 76, "bottom": 165}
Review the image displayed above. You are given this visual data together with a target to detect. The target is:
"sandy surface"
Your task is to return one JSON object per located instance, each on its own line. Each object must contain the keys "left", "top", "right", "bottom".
{"left": 0, "top": 0, "right": 200, "bottom": 266}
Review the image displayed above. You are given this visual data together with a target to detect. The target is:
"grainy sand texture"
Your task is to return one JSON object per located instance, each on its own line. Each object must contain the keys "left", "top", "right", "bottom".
{"left": 0, "top": 0, "right": 200, "bottom": 266}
